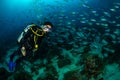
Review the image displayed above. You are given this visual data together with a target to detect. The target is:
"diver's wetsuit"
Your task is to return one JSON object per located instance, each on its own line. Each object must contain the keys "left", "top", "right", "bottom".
{"left": 19, "top": 25, "right": 45, "bottom": 56}
{"left": 9, "top": 22, "right": 52, "bottom": 71}
{"left": 10, "top": 24, "right": 45, "bottom": 62}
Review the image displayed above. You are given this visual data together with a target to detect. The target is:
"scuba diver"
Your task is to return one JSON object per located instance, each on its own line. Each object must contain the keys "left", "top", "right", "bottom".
{"left": 18, "top": 22, "right": 52, "bottom": 56}
{"left": 8, "top": 22, "right": 53, "bottom": 72}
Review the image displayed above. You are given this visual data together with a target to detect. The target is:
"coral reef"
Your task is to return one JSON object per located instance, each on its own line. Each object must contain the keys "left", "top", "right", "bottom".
{"left": 81, "top": 54, "right": 104, "bottom": 80}
{"left": 103, "top": 63, "right": 120, "bottom": 80}
{"left": 64, "top": 70, "right": 82, "bottom": 80}
{"left": 13, "top": 71, "right": 32, "bottom": 80}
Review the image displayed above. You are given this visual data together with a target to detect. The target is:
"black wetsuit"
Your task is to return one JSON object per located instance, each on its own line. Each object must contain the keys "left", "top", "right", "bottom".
{"left": 20, "top": 25, "right": 45, "bottom": 56}
{"left": 10, "top": 25, "right": 45, "bottom": 62}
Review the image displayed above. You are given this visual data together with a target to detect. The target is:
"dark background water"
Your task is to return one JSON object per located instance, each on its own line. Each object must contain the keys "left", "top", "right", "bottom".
{"left": 0, "top": 0, "right": 120, "bottom": 59}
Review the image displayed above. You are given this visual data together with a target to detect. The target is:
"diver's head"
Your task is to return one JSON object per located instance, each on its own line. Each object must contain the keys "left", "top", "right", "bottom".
{"left": 44, "top": 22, "right": 53, "bottom": 29}
{"left": 42, "top": 22, "right": 53, "bottom": 32}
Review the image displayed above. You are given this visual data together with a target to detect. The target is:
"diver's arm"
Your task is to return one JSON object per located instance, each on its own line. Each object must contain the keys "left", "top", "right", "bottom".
{"left": 17, "top": 32, "right": 24, "bottom": 43}
{"left": 17, "top": 25, "right": 32, "bottom": 43}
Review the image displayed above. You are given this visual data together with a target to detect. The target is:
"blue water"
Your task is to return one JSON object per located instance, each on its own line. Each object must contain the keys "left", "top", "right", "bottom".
{"left": 0, "top": 0, "right": 119, "bottom": 43}
{"left": 0, "top": 0, "right": 120, "bottom": 79}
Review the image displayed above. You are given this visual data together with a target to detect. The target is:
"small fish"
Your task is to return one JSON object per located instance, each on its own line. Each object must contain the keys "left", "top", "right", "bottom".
{"left": 91, "top": 11, "right": 97, "bottom": 13}
{"left": 116, "top": 24, "right": 120, "bottom": 27}
{"left": 114, "top": 5, "right": 119, "bottom": 8}
{"left": 101, "top": 18, "right": 107, "bottom": 21}
{"left": 80, "top": 21, "right": 86, "bottom": 23}
{"left": 82, "top": 4, "right": 90, "bottom": 8}
{"left": 90, "top": 19, "right": 96, "bottom": 22}
{"left": 71, "top": 19, "right": 76, "bottom": 22}
{"left": 71, "top": 12, "right": 76, "bottom": 15}
{"left": 101, "top": 23, "right": 108, "bottom": 27}
{"left": 110, "top": 8, "right": 116, "bottom": 12}
{"left": 81, "top": 17, "right": 86, "bottom": 20}
{"left": 88, "top": 22, "right": 93, "bottom": 25}
{"left": 67, "top": 22, "right": 71, "bottom": 25}
{"left": 103, "top": 12, "right": 111, "bottom": 17}
{"left": 96, "top": 23, "right": 100, "bottom": 25}
{"left": 115, "top": 16, "right": 120, "bottom": 19}
{"left": 109, "top": 21, "right": 116, "bottom": 24}
{"left": 114, "top": 2, "right": 120, "bottom": 5}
